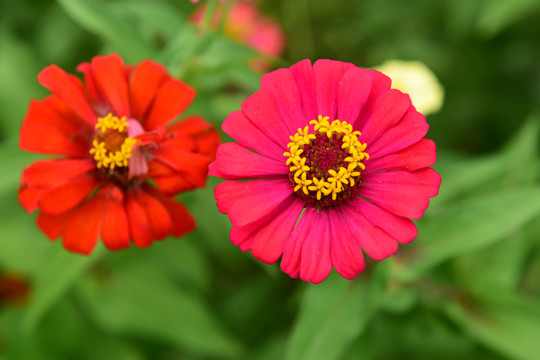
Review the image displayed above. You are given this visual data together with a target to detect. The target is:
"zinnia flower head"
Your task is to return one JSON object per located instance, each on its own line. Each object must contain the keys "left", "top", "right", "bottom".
{"left": 210, "top": 59, "right": 441, "bottom": 283}
{"left": 19, "top": 54, "right": 220, "bottom": 255}
{"left": 191, "top": 2, "right": 286, "bottom": 70}
{"left": 375, "top": 60, "right": 444, "bottom": 115}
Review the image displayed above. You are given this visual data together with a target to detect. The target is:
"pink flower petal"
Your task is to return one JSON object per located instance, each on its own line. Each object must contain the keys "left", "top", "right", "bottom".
{"left": 244, "top": 196, "right": 303, "bottom": 264}
{"left": 341, "top": 203, "right": 398, "bottom": 261}
{"left": 313, "top": 59, "right": 355, "bottom": 119}
{"left": 228, "top": 179, "right": 294, "bottom": 226}
{"left": 366, "top": 139, "right": 436, "bottom": 173}
{"left": 208, "top": 142, "right": 289, "bottom": 180}
{"left": 222, "top": 111, "right": 284, "bottom": 161}
{"left": 360, "top": 168, "right": 441, "bottom": 219}
{"left": 299, "top": 208, "right": 333, "bottom": 284}
{"left": 329, "top": 208, "right": 366, "bottom": 279}
{"left": 241, "top": 89, "right": 292, "bottom": 147}
{"left": 337, "top": 67, "right": 372, "bottom": 125}
{"left": 214, "top": 180, "right": 275, "bottom": 214}
{"left": 260, "top": 68, "right": 307, "bottom": 131}
{"left": 354, "top": 70, "right": 393, "bottom": 129}
{"left": 289, "top": 59, "right": 317, "bottom": 121}
{"left": 367, "top": 109, "right": 429, "bottom": 159}
{"left": 281, "top": 205, "right": 318, "bottom": 279}
{"left": 350, "top": 197, "right": 418, "bottom": 244}
{"left": 360, "top": 89, "right": 412, "bottom": 146}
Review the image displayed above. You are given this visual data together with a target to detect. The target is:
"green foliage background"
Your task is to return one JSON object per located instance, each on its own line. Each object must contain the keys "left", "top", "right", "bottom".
{"left": 0, "top": 0, "right": 539, "bottom": 359}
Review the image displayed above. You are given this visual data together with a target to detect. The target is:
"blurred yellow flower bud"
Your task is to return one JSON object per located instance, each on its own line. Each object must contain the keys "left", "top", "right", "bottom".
{"left": 375, "top": 60, "right": 444, "bottom": 116}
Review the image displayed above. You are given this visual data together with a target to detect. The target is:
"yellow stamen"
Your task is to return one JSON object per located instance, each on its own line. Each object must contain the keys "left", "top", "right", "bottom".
{"left": 89, "top": 114, "right": 138, "bottom": 170}
{"left": 284, "top": 115, "right": 369, "bottom": 201}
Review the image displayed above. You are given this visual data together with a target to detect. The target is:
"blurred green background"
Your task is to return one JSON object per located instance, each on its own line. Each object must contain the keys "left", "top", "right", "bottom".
{"left": 1, "top": 0, "right": 540, "bottom": 359}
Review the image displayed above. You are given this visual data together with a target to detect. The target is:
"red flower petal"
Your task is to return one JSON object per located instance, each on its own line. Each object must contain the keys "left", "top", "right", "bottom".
{"left": 166, "top": 115, "right": 220, "bottom": 159}
{"left": 152, "top": 147, "right": 211, "bottom": 186}
{"left": 129, "top": 60, "right": 168, "bottom": 120}
{"left": 125, "top": 192, "right": 154, "bottom": 248}
{"left": 153, "top": 175, "right": 199, "bottom": 196}
{"left": 144, "top": 79, "right": 195, "bottom": 130}
{"left": 134, "top": 187, "right": 172, "bottom": 239}
{"left": 360, "top": 168, "right": 441, "bottom": 219}
{"left": 37, "top": 211, "right": 72, "bottom": 240}
{"left": 222, "top": 111, "right": 284, "bottom": 161}
{"left": 208, "top": 143, "right": 289, "bottom": 180}
{"left": 91, "top": 54, "right": 130, "bottom": 117}
{"left": 18, "top": 186, "right": 42, "bottom": 213}
{"left": 20, "top": 98, "right": 91, "bottom": 156}
{"left": 329, "top": 208, "right": 365, "bottom": 279}
{"left": 300, "top": 208, "right": 333, "bottom": 284}
{"left": 341, "top": 204, "right": 399, "bottom": 261}
{"left": 145, "top": 185, "right": 195, "bottom": 238}
{"left": 76, "top": 62, "right": 101, "bottom": 105}
{"left": 37, "top": 175, "right": 99, "bottom": 215}
{"left": 21, "top": 159, "right": 94, "bottom": 189}
{"left": 313, "top": 59, "right": 355, "bottom": 119}
{"left": 37, "top": 65, "right": 96, "bottom": 124}
{"left": 62, "top": 196, "right": 104, "bottom": 255}
{"left": 366, "top": 139, "right": 436, "bottom": 173}
{"left": 100, "top": 186, "right": 130, "bottom": 251}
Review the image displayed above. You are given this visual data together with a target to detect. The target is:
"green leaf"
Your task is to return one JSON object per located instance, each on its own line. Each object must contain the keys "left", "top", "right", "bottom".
{"left": 284, "top": 266, "right": 388, "bottom": 360}
{"left": 476, "top": 0, "right": 540, "bottom": 37}
{"left": 444, "top": 290, "right": 540, "bottom": 360}
{"left": 76, "top": 255, "right": 244, "bottom": 359}
{"left": 0, "top": 31, "right": 46, "bottom": 138}
{"left": 22, "top": 246, "right": 105, "bottom": 331}
{"left": 433, "top": 115, "right": 539, "bottom": 205}
{"left": 399, "top": 187, "right": 540, "bottom": 280}
{"left": 56, "top": 0, "right": 158, "bottom": 62}
{"left": 117, "top": 0, "right": 187, "bottom": 40}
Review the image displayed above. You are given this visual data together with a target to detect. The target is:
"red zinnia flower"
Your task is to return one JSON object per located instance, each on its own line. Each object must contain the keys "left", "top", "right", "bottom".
{"left": 19, "top": 54, "right": 219, "bottom": 255}
{"left": 210, "top": 59, "right": 441, "bottom": 283}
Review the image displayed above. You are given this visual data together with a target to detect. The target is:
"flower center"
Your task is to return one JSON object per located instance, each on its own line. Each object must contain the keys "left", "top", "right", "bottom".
{"left": 283, "top": 115, "right": 369, "bottom": 208}
{"left": 89, "top": 113, "right": 138, "bottom": 170}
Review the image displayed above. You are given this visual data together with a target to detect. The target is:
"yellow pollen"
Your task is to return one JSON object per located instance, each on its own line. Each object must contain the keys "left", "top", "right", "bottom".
{"left": 284, "top": 115, "right": 369, "bottom": 201}
{"left": 89, "top": 114, "right": 138, "bottom": 169}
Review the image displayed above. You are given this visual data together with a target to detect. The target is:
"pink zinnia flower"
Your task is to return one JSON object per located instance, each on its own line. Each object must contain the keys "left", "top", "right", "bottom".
{"left": 191, "top": 2, "right": 286, "bottom": 70}
{"left": 210, "top": 59, "right": 441, "bottom": 283}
